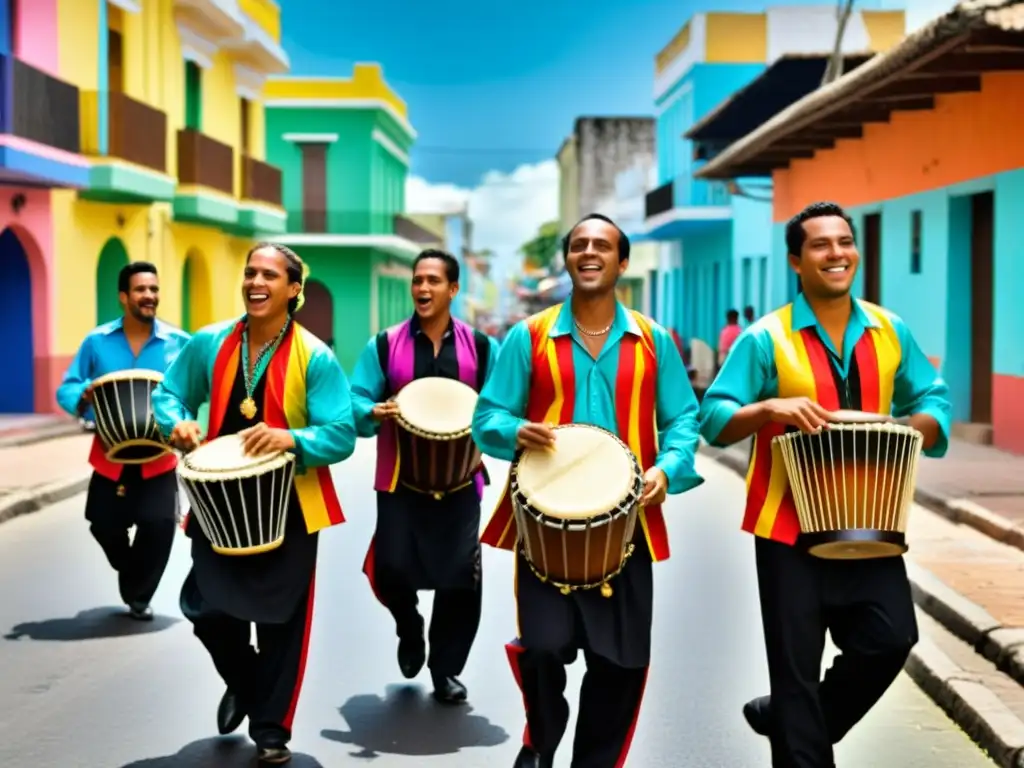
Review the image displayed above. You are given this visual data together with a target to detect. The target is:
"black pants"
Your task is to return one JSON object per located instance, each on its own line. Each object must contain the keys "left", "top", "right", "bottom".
{"left": 506, "top": 638, "right": 647, "bottom": 767}
{"left": 755, "top": 537, "right": 918, "bottom": 768}
{"left": 375, "top": 566, "right": 481, "bottom": 677}
{"left": 84, "top": 469, "right": 178, "bottom": 608}
{"left": 180, "top": 568, "right": 316, "bottom": 748}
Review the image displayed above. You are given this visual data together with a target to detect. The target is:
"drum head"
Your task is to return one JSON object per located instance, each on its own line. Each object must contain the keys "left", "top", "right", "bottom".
{"left": 829, "top": 410, "right": 893, "bottom": 424}
{"left": 516, "top": 424, "right": 637, "bottom": 520}
{"left": 183, "top": 434, "right": 291, "bottom": 475}
{"left": 91, "top": 369, "right": 164, "bottom": 387}
{"left": 394, "top": 377, "right": 478, "bottom": 437}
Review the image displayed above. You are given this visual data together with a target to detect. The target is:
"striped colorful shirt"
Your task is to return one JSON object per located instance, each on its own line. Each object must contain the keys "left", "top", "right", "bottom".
{"left": 699, "top": 294, "right": 952, "bottom": 545}
{"left": 473, "top": 299, "right": 704, "bottom": 562}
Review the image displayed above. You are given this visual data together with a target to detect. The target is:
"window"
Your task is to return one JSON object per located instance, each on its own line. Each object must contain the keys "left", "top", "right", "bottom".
{"left": 300, "top": 143, "right": 327, "bottom": 233}
{"left": 184, "top": 61, "right": 202, "bottom": 130}
{"left": 240, "top": 98, "right": 250, "bottom": 155}
{"left": 910, "top": 210, "right": 922, "bottom": 274}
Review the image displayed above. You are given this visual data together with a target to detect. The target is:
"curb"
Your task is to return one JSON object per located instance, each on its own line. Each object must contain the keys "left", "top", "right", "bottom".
{"left": 698, "top": 443, "right": 1024, "bottom": 765}
{"left": 0, "top": 423, "right": 87, "bottom": 449}
{"left": 0, "top": 473, "right": 90, "bottom": 526}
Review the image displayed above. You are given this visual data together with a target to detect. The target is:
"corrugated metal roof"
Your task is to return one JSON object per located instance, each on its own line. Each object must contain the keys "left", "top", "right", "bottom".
{"left": 695, "top": 0, "right": 1024, "bottom": 179}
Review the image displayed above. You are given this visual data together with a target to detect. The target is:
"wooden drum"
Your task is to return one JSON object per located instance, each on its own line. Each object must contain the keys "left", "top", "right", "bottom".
{"left": 511, "top": 424, "right": 643, "bottom": 597}
{"left": 90, "top": 369, "right": 172, "bottom": 464}
{"left": 773, "top": 410, "right": 924, "bottom": 559}
{"left": 392, "top": 376, "right": 483, "bottom": 498}
{"left": 178, "top": 434, "right": 296, "bottom": 556}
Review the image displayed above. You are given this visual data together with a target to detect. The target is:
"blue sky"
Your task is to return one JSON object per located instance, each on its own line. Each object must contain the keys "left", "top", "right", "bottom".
{"left": 276, "top": 0, "right": 951, "bottom": 260}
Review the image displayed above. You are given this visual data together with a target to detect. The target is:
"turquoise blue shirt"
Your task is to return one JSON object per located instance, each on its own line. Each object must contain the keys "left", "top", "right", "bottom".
{"left": 471, "top": 300, "right": 704, "bottom": 495}
{"left": 699, "top": 294, "right": 952, "bottom": 458}
{"left": 150, "top": 318, "right": 357, "bottom": 470}
{"left": 56, "top": 317, "right": 191, "bottom": 421}
{"left": 350, "top": 323, "right": 501, "bottom": 438}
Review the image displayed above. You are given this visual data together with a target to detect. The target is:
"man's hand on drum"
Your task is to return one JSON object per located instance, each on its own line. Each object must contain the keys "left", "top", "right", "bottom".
{"left": 371, "top": 401, "right": 399, "bottom": 421}
{"left": 240, "top": 422, "right": 295, "bottom": 456}
{"left": 640, "top": 467, "right": 668, "bottom": 507}
{"left": 516, "top": 422, "right": 556, "bottom": 451}
{"left": 169, "top": 420, "right": 203, "bottom": 451}
{"left": 764, "top": 397, "right": 833, "bottom": 433}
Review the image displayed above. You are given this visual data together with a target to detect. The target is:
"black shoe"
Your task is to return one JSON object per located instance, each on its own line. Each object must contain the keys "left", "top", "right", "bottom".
{"left": 513, "top": 744, "right": 553, "bottom": 768}
{"left": 257, "top": 745, "right": 291, "bottom": 764}
{"left": 127, "top": 603, "right": 153, "bottom": 621}
{"left": 216, "top": 689, "right": 246, "bottom": 735}
{"left": 397, "top": 623, "right": 425, "bottom": 679}
{"left": 431, "top": 673, "right": 468, "bottom": 705}
{"left": 743, "top": 695, "right": 771, "bottom": 736}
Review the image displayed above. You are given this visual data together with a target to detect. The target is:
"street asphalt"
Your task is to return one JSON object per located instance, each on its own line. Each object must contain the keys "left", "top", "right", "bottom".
{"left": 0, "top": 441, "right": 997, "bottom": 767}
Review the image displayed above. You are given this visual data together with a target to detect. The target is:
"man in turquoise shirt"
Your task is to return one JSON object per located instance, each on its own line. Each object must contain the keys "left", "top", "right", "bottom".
{"left": 56, "top": 261, "right": 190, "bottom": 621}
{"left": 699, "top": 201, "right": 951, "bottom": 768}
{"left": 473, "top": 213, "right": 703, "bottom": 768}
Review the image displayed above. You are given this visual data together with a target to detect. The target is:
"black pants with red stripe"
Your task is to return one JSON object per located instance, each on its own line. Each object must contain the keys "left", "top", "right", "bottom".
{"left": 180, "top": 568, "right": 314, "bottom": 748}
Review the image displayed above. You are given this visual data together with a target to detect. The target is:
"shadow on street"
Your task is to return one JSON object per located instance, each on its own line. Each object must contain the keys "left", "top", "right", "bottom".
{"left": 118, "top": 736, "right": 324, "bottom": 767}
{"left": 3, "top": 606, "right": 180, "bottom": 641}
{"left": 321, "top": 683, "right": 509, "bottom": 758}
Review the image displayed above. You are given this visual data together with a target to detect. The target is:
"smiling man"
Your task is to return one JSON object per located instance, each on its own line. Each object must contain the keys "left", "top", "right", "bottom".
{"left": 56, "top": 261, "right": 190, "bottom": 622}
{"left": 699, "top": 201, "right": 952, "bottom": 768}
{"left": 473, "top": 214, "right": 703, "bottom": 768}
{"left": 152, "top": 243, "right": 357, "bottom": 765}
{"left": 350, "top": 248, "right": 500, "bottom": 705}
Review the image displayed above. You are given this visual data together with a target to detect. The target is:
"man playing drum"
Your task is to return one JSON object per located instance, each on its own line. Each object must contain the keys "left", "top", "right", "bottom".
{"left": 699, "top": 201, "right": 952, "bottom": 768}
{"left": 350, "top": 248, "right": 500, "bottom": 705}
{"left": 152, "top": 243, "right": 357, "bottom": 766}
{"left": 56, "top": 261, "right": 189, "bottom": 621}
{"left": 473, "top": 214, "right": 704, "bottom": 768}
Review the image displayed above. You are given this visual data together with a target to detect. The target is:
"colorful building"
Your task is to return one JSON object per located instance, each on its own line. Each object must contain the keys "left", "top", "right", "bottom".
{"left": 695, "top": 0, "right": 1024, "bottom": 452}
{"left": 406, "top": 206, "right": 474, "bottom": 320}
{"left": 642, "top": 5, "right": 905, "bottom": 355}
{"left": 0, "top": 0, "right": 288, "bottom": 414}
{"left": 263, "top": 64, "right": 432, "bottom": 373}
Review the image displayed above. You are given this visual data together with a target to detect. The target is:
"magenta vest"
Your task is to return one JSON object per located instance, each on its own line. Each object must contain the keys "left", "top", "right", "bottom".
{"left": 374, "top": 317, "right": 485, "bottom": 497}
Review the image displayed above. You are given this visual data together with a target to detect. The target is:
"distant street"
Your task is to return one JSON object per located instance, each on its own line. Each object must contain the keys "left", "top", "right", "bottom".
{"left": 0, "top": 442, "right": 995, "bottom": 767}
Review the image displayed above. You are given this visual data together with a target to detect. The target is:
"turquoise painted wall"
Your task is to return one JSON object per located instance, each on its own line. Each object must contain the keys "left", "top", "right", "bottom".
{"left": 680, "top": 228, "right": 732, "bottom": 348}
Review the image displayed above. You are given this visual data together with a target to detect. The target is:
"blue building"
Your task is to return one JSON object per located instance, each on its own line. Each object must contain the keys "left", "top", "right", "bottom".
{"left": 643, "top": 5, "right": 907, "bottom": 359}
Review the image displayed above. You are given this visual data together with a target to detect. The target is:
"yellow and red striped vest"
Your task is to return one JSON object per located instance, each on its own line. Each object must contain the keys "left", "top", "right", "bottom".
{"left": 743, "top": 301, "right": 901, "bottom": 544}
{"left": 480, "top": 304, "right": 672, "bottom": 562}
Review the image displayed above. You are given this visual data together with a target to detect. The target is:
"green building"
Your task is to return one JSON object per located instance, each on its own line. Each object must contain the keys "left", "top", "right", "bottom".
{"left": 261, "top": 64, "right": 437, "bottom": 372}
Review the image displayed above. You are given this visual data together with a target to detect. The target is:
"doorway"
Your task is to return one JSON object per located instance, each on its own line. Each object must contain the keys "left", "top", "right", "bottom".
{"left": 862, "top": 213, "right": 881, "bottom": 303}
{"left": 969, "top": 191, "right": 994, "bottom": 423}
{"left": 0, "top": 228, "right": 34, "bottom": 412}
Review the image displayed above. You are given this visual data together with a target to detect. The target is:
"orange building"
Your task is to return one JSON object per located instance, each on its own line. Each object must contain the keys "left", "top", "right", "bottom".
{"left": 695, "top": 0, "right": 1024, "bottom": 454}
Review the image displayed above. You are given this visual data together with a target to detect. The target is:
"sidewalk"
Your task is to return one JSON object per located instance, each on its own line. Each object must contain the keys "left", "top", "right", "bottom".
{"left": 701, "top": 438, "right": 1024, "bottom": 767}
{"left": 0, "top": 432, "right": 94, "bottom": 523}
{"left": 0, "top": 413, "right": 83, "bottom": 448}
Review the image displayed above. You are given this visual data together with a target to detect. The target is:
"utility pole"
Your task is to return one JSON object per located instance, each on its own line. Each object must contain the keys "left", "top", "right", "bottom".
{"left": 822, "top": 0, "right": 856, "bottom": 85}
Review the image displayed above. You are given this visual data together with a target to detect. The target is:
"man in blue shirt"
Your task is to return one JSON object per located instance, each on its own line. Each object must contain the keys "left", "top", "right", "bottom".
{"left": 56, "top": 262, "right": 190, "bottom": 620}
{"left": 699, "top": 202, "right": 951, "bottom": 768}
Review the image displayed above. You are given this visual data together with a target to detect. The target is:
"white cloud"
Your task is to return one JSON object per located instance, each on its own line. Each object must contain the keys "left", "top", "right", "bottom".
{"left": 405, "top": 160, "right": 559, "bottom": 264}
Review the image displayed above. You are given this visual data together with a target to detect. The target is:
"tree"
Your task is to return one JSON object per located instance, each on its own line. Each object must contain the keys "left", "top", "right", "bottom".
{"left": 519, "top": 220, "right": 562, "bottom": 271}
{"left": 822, "top": 0, "right": 856, "bottom": 86}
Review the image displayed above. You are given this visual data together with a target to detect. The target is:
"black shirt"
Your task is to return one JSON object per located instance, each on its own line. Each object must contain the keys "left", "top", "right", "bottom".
{"left": 376, "top": 314, "right": 492, "bottom": 395}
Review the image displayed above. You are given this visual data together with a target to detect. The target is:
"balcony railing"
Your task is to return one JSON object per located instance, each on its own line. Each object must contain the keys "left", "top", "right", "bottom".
{"left": 108, "top": 92, "right": 166, "bottom": 173}
{"left": 394, "top": 214, "right": 442, "bottom": 245}
{"left": 1, "top": 54, "right": 80, "bottom": 154}
{"left": 177, "top": 128, "right": 233, "bottom": 195}
{"left": 241, "top": 155, "right": 282, "bottom": 206}
{"left": 645, "top": 181, "right": 673, "bottom": 218}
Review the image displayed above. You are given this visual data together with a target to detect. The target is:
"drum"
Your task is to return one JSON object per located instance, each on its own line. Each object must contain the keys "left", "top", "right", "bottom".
{"left": 177, "top": 433, "right": 296, "bottom": 556}
{"left": 392, "top": 376, "right": 483, "bottom": 497}
{"left": 90, "top": 369, "right": 171, "bottom": 463}
{"left": 773, "top": 410, "right": 924, "bottom": 560}
{"left": 511, "top": 424, "right": 644, "bottom": 597}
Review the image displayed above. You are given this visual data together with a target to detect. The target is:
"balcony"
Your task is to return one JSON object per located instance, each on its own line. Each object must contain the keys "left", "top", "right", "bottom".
{"left": 173, "top": 128, "right": 238, "bottom": 228}
{"left": 0, "top": 54, "right": 89, "bottom": 187}
{"left": 273, "top": 208, "right": 426, "bottom": 262}
{"left": 79, "top": 91, "right": 175, "bottom": 204}
{"left": 643, "top": 174, "right": 733, "bottom": 240}
{"left": 174, "top": 0, "right": 245, "bottom": 40}
{"left": 394, "top": 214, "right": 443, "bottom": 248}
{"left": 234, "top": 154, "right": 285, "bottom": 235}
{"left": 221, "top": 0, "right": 289, "bottom": 74}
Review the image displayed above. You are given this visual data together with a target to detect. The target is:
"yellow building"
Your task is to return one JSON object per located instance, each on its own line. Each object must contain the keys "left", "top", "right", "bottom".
{"left": 53, "top": 0, "right": 288, "bottom": 367}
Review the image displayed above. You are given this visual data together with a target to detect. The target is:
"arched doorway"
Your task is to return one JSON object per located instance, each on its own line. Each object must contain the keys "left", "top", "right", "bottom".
{"left": 0, "top": 228, "right": 34, "bottom": 412}
{"left": 181, "top": 249, "right": 212, "bottom": 332}
{"left": 96, "top": 238, "right": 129, "bottom": 325}
{"left": 295, "top": 279, "right": 334, "bottom": 348}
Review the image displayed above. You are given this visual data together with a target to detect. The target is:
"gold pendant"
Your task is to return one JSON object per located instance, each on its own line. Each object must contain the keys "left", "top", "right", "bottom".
{"left": 600, "top": 582, "right": 613, "bottom": 598}
{"left": 240, "top": 397, "right": 257, "bottom": 420}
